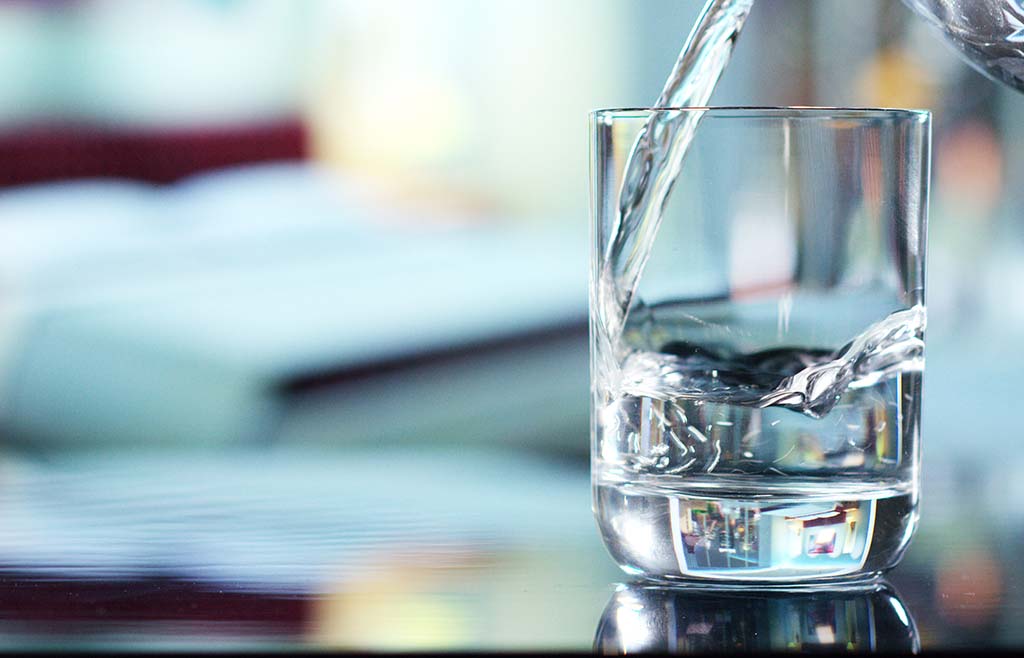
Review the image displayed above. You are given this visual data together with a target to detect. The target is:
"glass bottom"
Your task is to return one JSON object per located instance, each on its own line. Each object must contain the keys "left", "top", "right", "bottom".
{"left": 593, "top": 473, "right": 918, "bottom": 583}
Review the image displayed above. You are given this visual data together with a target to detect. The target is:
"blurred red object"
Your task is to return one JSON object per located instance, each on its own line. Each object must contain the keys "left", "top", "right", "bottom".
{"left": 0, "top": 120, "right": 307, "bottom": 188}
{"left": 0, "top": 572, "right": 309, "bottom": 637}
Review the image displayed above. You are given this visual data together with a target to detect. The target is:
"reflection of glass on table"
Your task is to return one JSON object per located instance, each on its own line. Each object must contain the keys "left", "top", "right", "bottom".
{"left": 594, "top": 580, "right": 919, "bottom": 654}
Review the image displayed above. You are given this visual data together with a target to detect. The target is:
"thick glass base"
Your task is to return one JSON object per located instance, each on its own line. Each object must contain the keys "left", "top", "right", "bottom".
{"left": 593, "top": 474, "right": 918, "bottom": 583}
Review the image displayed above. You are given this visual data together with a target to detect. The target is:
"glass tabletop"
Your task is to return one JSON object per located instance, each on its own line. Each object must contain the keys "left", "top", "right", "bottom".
{"left": 0, "top": 442, "right": 1017, "bottom": 652}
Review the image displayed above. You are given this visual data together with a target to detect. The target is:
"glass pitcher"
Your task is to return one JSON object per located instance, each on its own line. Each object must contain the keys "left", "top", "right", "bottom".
{"left": 904, "top": 0, "right": 1024, "bottom": 92}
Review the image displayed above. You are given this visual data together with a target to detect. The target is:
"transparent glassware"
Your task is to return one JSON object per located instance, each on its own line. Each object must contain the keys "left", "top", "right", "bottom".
{"left": 590, "top": 107, "right": 931, "bottom": 583}
{"left": 904, "top": 0, "right": 1024, "bottom": 93}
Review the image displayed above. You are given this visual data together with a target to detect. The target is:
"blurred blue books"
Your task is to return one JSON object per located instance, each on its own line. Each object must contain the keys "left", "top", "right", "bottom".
{"left": 0, "top": 163, "right": 588, "bottom": 452}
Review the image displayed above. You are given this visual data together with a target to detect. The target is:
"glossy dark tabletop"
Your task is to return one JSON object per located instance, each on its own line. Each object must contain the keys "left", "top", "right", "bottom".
{"left": 0, "top": 437, "right": 1019, "bottom": 653}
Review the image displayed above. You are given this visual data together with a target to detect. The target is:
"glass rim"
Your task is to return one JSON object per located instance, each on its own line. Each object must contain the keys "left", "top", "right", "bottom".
{"left": 591, "top": 106, "right": 930, "bottom": 121}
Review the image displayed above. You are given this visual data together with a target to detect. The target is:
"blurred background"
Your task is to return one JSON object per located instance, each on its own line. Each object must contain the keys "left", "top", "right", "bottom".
{"left": 0, "top": 0, "right": 1022, "bottom": 651}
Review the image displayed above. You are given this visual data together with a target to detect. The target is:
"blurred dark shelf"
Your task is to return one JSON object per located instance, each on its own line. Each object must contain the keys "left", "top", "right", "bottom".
{"left": 0, "top": 572, "right": 307, "bottom": 631}
{"left": 0, "top": 119, "right": 307, "bottom": 188}
{"left": 279, "top": 318, "right": 588, "bottom": 396}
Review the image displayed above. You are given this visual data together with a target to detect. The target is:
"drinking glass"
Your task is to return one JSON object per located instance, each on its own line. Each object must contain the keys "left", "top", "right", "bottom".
{"left": 590, "top": 107, "right": 930, "bottom": 582}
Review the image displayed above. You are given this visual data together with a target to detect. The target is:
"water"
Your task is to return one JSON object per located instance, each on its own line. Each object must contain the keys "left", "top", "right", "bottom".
{"left": 612, "top": 306, "right": 925, "bottom": 421}
{"left": 597, "top": 0, "right": 754, "bottom": 343}
{"left": 593, "top": 302, "right": 923, "bottom": 579}
{"left": 905, "top": 0, "right": 1024, "bottom": 93}
{"left": 593, "top": 0, "right": 924, "bottom": 580}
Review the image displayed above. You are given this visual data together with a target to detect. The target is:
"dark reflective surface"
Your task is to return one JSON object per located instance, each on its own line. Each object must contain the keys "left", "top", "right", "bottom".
{"left": 0, "top": 444, "right": 1020, "bottom": 651}
{"left": 595, "top": 581, "right": 918, "bottom": 654}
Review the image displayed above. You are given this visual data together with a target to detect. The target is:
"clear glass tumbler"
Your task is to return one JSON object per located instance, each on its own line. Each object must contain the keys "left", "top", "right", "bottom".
{"left": 590, "top": 107, "right": 930, "bottom": 583}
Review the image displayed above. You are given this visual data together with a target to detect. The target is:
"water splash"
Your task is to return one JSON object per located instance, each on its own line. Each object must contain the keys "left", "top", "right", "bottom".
{"left": 598, "top": 0, "right": 755, "bottom": 342}
{"left": 615, "top": 306, "right": 926, "bottom": 419}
